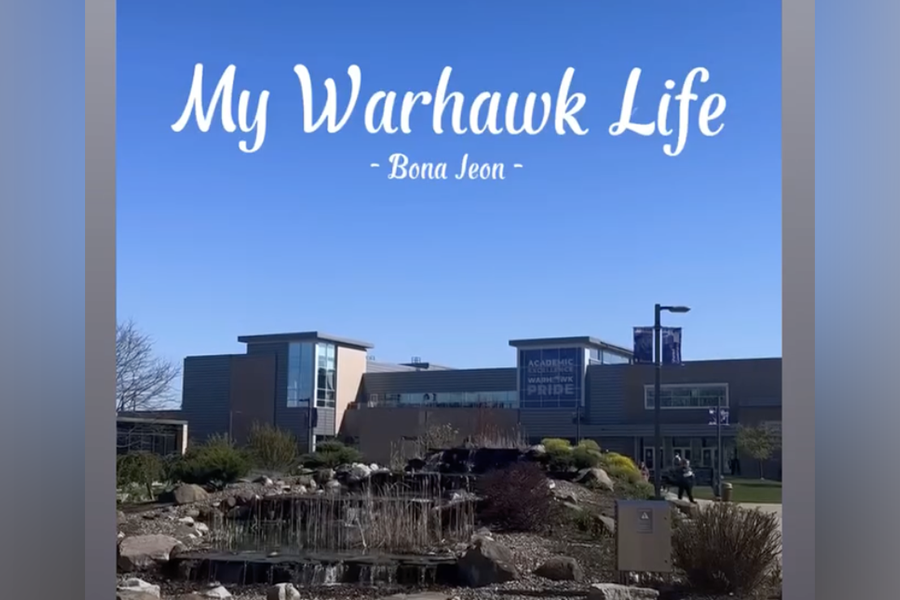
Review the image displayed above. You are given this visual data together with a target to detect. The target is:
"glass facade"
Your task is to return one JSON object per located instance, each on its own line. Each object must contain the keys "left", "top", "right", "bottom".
{"left": 601, "top": 351, "right": 630, "bottom": 364}
{"left": 371, "top": 391, "right": 517, "bottom": 408}
{"left": 316, "top": 342, "right": 337, "bottom": 408}
{"left": 287, "top": 342, "right": 314, "bottom": 407}
{"left": 644, "top": 383, "right": 729, "bottom": 409}
{"left": 588, "top": 349, "right": 631, "bottom": 365}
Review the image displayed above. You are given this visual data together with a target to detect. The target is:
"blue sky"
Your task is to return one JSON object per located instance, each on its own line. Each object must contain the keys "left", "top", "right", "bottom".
{"left": 117, "top": 1, "right": 782, "bottom": 386}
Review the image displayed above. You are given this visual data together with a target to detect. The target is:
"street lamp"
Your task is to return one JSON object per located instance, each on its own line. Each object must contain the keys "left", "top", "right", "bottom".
{"left": 653, "top": 304, "right": 691, "bottom": 499}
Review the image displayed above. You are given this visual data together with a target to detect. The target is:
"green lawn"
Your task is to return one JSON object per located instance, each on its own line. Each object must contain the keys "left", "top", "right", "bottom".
{"left": 693, "top": 478, "right": 782, "bottom": 504}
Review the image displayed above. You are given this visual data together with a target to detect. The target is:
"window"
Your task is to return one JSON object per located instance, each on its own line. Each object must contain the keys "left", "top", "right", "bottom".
{"left": 644, "top": 383, "right": 729, "bottom": 409}
{"left": 315, "top": 342, "right": 337, "bottom": 408}
{"left": 366, "top": 390, "right": 518, "bottom": 409}
{"left": 601, "top": 351, "right": 630, "bottom": 365}
{"left": 287, "top": 342, "right": 314, "bottom": 407}
{"left": 116, "top": 424, "right": 180, "bottom": 456}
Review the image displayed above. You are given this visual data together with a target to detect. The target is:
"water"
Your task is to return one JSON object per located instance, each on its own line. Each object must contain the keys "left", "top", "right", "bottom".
{"left": 208, "top": 493, "right": 476, "bottom": 555}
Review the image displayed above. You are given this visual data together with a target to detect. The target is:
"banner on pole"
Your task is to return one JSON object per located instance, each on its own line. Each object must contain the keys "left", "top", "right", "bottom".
{"left": 633, "top": 327, "right": 654, "bottom": 364}
{"left": 708, "top": 407, "right": 730, "bottom": 426}
{"left": 661, "top": 327, "right": 683, "bottom": 365}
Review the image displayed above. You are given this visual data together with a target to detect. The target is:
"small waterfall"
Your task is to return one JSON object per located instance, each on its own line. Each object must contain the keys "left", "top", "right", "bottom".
{"left": 206, "top": 487, "right": 476, "bottom": 555}
{"left": 358, "top": 563, "right": 398, "bottom": 586}
{"left": 297, "top": 562, "right": 346, "bottom": 586}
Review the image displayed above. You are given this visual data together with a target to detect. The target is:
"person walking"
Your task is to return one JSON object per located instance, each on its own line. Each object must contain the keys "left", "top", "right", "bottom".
{"left": 639, "top": 461, "right": 650, "bottom": 481}
{"left": 677, "top": 459, "right": 697, "bottom": 503}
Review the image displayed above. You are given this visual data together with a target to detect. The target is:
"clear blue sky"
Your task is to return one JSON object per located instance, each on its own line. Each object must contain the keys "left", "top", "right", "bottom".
{"left": 117, "top": 1, "right": 782, "bottom": 388}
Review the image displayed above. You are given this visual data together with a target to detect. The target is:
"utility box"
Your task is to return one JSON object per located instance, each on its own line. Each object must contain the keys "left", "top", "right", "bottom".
{"left": 615, "top": 500, "right": 673, "bottom": 573}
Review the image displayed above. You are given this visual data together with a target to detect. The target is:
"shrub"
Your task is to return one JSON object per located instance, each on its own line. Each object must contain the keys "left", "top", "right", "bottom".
{"left": 541, "top": 438, "right": 575, "bottom": 471}
{"left": 599, "top": 452, "right": 643, "bottom": 484}
{"left": 302, "top": 440, "right": 363, "bottom": 469}
{"left": 478, "top": 462, "right": 555, "bottom": 532}
{"left": 246, "top": 423, "right": 299, "bottom": 473}
{"left": 572, "top": 445, "right": 603, "bottom": 469}
{"left": 577, "top": 439, "right": 601, "bottom": 452}
{"left": 168, "top": 434, "right": 252, "bottom": 487}
{"left": 117, "top": 452, "right": 164, "bottom": 500}
{"left": 673, "top": 503, "right": 781, "bottom": 595}
{"left": 541, "top": 438, "right": 572, "bottom": 454}
{"left": 618, "top": 480, "right": 655, "bottom": 500}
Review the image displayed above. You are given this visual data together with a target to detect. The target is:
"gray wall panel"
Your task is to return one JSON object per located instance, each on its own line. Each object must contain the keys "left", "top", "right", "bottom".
{"left": 181, "top": 355, "right": 233, "bottom": 445}
{"left": 363, "top": 368, "right": 516, "bottom": 396}
{"left": 585, "top": 364, "right": 627, "bottom": 425}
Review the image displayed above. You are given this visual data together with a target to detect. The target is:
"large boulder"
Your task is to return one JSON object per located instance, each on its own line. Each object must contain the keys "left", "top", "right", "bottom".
{"left": 345, "top": 463, "right": 372, "bottom": 483}
{"left": 172, "top": 484, "right": 209, "bottom": 505}
{"left": 533, "top": 556, "right": 584, "bottom": 581}
{"left": 587, "top": 583, "right": 659, "bottom": 600}
{"left": 575, "top": 468, "right": 614, "bottom": 492}
{"left": 314, "top": 468, "right": 335, "bottom": 485}
{"left": 117, "top": 534, "right": 182, "bottom": 571}
{"left": 267, "top": 582, "right": 302, "bottom": 600}
{"left": 457, "top": 536, "right": 520, "bottom": 587}
{"left": 117, "top": 577, "right": 160, "bottom": 599}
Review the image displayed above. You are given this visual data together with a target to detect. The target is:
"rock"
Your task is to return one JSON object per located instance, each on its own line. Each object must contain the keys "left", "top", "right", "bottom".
{"left": 314, "top": 468, "right": 335, "bottom": 484}
{"left": 178, "top": 516, "right": 195, "bottom": 525}
{"left": 117, "top": 510, "right": 127, "bottom": 524}
{"left": 255, "top": 476, "right": 274, "bottom": 486}
{"left": 346, "top": 462, "right": 372, "bottom": 483}
{"left": 226, "top": 506, "right": 250, "bottom": 520}
{"left": 191, "top": 585, "right": 233, "bottom": 598}
{"left": 117, "top": 577, "right": 160, "bottom": 598}
{"left": 533, "top": 556, "right": 584, "bottom": 582}
{"left": 267, "top": 582, "right": 302, "bottom": 600}
{"left": 668, "top": 498, "right": 700, "bottom": 518}
{"left": 117, "top": 593, "right": 160, "bottom": 600}
{"left": 458, "top": 536, "right": 520, "bottom": 587}
{"left": 597, "top": 514, "right": 616, "bottom": 535}
{"left": 234, "top": 490, "right": 256, "bottom": 505}
{"left": 324, "top": 479, "right": 341, "bottom": 493}
{"left": 575, "top": 467, "right": 615, "bottom": 492}
{"left": 117, "top": 534, "right": 182, "bottom": 571}
{"left": 195, "top": 522, "right": 210, "bottom": 534}
{"left": 527, "top": 444, "right": 547, "bottom": 457}
{"left": 587, "top": 583, "right": 659, "bottom": 600}
{"left": 172, "top": 484, "right": 209, "bottom": 505}
{"left": 294, "top": 484, "right": 308, "bottom": 494}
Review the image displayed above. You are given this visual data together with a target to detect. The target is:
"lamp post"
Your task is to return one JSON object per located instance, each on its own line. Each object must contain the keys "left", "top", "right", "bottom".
{"left": 652, "top": 303, "right": 691, "bottom": 500}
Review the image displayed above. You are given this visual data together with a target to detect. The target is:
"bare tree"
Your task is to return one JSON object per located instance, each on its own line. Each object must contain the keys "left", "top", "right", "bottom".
{"left": 116, "top": 320, "right": 180, "bottom": 413}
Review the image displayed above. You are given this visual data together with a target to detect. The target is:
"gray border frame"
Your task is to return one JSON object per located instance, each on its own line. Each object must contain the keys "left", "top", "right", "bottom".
{"left": 86, "top": 2, "right": 815, "bottom": 598}
{"left": 86, "top": 0, "right": 116, "bottom": 596}
{"left": 782, "top": 0, "right": 814, "bottom": 598}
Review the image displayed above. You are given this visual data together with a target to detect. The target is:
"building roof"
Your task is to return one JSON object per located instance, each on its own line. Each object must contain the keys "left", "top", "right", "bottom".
{"left": 237, "top": 331, "right": 374, "bottom": 351}
{"left": 508, "top": 336, "right": 633, "bottom": 356}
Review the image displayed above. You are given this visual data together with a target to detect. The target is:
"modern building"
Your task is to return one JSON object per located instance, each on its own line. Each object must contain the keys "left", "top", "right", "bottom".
{"left": 116, "top": 411, "right": 189, "bottom": 456}
{"left": 179, "top": 331, "right": 782, "bottom": 479}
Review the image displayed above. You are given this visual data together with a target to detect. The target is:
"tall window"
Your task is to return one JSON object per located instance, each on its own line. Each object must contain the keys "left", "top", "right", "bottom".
{"left": 287, "top": 342, "right": 314, "bottom": 407}
{"left": 644, "top": 383, "right": 729, "bottom": 409}
{"left": 316, "top": 343, "right": 337, "bottom": 408}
